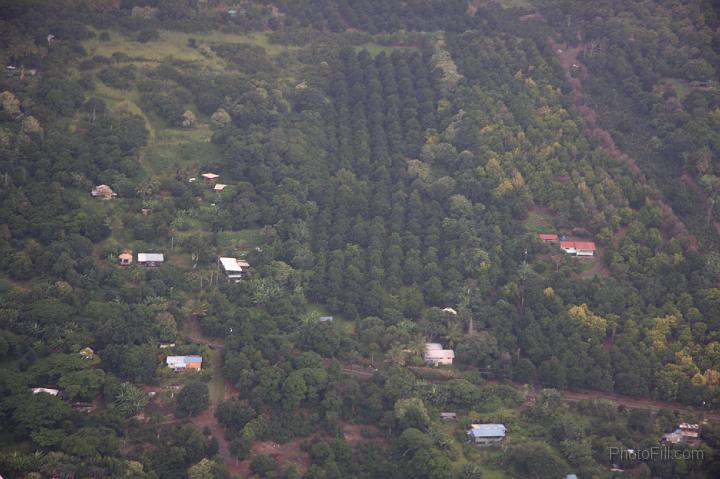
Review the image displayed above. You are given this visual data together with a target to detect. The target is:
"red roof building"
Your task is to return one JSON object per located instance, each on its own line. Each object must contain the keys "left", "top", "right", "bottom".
{"left": 539, "top": 233, "right": 559, "bottom": 242}
{"left": 560, "top": 241, "right": 596, "bottom": 256}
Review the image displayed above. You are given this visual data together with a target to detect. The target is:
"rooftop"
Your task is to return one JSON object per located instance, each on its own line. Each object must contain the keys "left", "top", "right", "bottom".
{"left": 467, "top": 424, "right": 506, "bottom": 438}
{"left": 138, "top": 253, "right": 164, "bottom": 263}
{"left": 219, "top": 257, "right": 246, "bottom": 272}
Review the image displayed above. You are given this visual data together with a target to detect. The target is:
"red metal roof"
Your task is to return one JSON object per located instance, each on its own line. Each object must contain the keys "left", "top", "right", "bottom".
{"left": 538, "top": 234, "right": 558, "bottom": 240}
{"left": 574, "top": 241, "right": 596, "bottom": 251}
{"left": 560, "top": 241, "right": 596, "bottom": 250}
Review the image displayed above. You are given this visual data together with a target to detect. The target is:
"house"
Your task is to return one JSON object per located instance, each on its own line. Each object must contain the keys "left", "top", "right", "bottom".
{"left": 214, "top": 183, "right": 227, "bottom": 192}
{"left": 560, "top": 241, "right": 596, "bottom": 256}
{"left": 424, "top": 343, "right": 455, "bottom": 366}
{"left": 91, "top": 184, "right": 116, "bottom": 199}
{"left": 319, "top": 316, "right": 334, "bottom": 322}
{"left": 201, "top": 173, "right": 219, "bottom": 181}
{"left": 138, "top": 253, "right": 164, "bottom": 267}
{"left": 661, "top": 423, "right": 701, "bottom": 445}
{"left": 166, "top": 355, "right": 202, "bottom": 372}
{"left": 440, "top": 412, "right": 457, "bottom": 420}
{"left": 538, "top": 233, "right": 558, "bottom": 243}
{"left": 219, "top": 257, "right": 249, "bottom": 281}
{"left": 79, "top": 347, "right": 94, "bottom": 360}
{"left": 574, "top": 241, "right": 596, "bottom": 256}
{"left": 467, "top": 424, "right": 506, "bottom": 445}
{"left": 31, "top": 387, "right": 60, "bottom": 396}
{"left": 565, "top": 475, "right": 578, "bottom": 479}
{"left": 118, "top": 252, "right": 133, "bottom": 265}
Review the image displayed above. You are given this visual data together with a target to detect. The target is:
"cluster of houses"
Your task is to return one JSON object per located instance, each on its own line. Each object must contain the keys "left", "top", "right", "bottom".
{"left": 188, "top": 172, "right": 229, "bottom": 193}
{"left": 539, "top": 233, "right": 596, "bottom": 257}
{"left": 661, "top": 423, "right": 701, "bottom": 445}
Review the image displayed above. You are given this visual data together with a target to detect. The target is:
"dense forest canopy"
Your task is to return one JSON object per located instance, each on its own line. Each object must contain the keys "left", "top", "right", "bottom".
{"left": 1, "top": 0, "right": 720, "bottom": 478}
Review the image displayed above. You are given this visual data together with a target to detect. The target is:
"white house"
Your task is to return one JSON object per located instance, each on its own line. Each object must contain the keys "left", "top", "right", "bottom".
{"left": 138, "top": 253, "right": 164, "bottom": 267}
{"left": 560, "top": 241, "right": 596, "bottom": 256}
{"left": 219, "top": 257, "right": 250, "bottom": 281}
{"left": 424, "top": 343, "right": 455, "bottom": 366}
{"left": 467, "top": 424, "right": 506, "bottom": 445}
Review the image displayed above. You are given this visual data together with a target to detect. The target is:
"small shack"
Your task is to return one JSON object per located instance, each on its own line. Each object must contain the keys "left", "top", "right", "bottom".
{"left": 201, "top": 173, "right": 219, "bottom": 182}
{"left": 319, "top": 316, "right": 334, "bottom": 322}
{"left": 440, "top": 412, "right": 457, "bottom": 421}
{"left": 538, "top": 233, "right": 558, "bottom": 243}
{"left": 118, "top": 252, "right": 133, "bottom": 266}
{"left": 214, "top": 183, "right": 227, "bottom": 192}
{"left": 138, "top": 253, "right": 164, "bottom": 267}
{"left": 91, "top": 184, "right": 116, "bottom": 199}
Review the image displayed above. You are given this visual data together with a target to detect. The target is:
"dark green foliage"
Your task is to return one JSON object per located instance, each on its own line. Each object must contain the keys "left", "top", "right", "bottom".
{"left": 177, "top": 382, "right": 210, "bottom": 417}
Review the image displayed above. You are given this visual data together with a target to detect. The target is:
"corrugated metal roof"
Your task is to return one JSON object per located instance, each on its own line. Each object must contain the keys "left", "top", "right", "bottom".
{"left": 138, "top": 253, "right": 164, "bottom": 263}
{"left": 220, "top": 257, "right": 243, "bottom": 272}
{"left": 467, "top": 424, "right": 506, "bottom": 438}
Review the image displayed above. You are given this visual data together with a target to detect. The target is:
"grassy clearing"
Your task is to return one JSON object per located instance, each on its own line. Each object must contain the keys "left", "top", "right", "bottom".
{"left": 84, "top": 29, "right": 294, "bottom": 71}
{"left": 498, "top": 0, "right": 532, "bottom": 8}
{"left": 208, "top": 348, "right": 224, "bottom": 403}
{"left": 306, "top": 303, "right": 356, "bottom": 334}
{"left": 523, "top": 209, "right": 555, "bottom": 233}
{"left": 663, "top": 78, "right": 690, "bottom": 100}
{"left": 355, "top": 43, "right": 418, "bottom": 57}
{"left": 142, "top": 131, "right": 218, "bottom": 177}
{"left": 216, "top": 229, "right": 262, "bottom": 254}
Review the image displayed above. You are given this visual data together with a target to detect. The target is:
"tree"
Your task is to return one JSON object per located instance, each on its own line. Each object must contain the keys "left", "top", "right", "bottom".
{"left": 188, "top": 458, "right": 224, "bottom": 479}
{"left": 59, "top": 369, "right": 105, "bottom": 400}
{"left": 177, "top": 382, "right": 209, "bottom": 417}
{"left": 250, "top": 454, "right": 277, "bottom": 477}
{"left": 182, "top": 110, "right": 197, "bottom": 128}
{"left": 114, "top": 382, "right": 148, "bottom": 417}
{"left": 211, "top": 108, "right": 231, "bottom": 128}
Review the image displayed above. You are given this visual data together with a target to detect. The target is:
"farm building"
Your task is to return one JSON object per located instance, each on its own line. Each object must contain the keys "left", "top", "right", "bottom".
{"left": 118, "top": 252, "right": 133, "bottom": 265}
{"left": 219, "top": 257, "right": 250, "bottom": 281}
{"left": 661, "top": 423, "right": 701, "bottom": 445}
{"left": 423, "top": 343, "right": 455, "bottom": 366}
{"left": 166, "top": 356, "right": 202, "bottom": 372}
{"left": 560, "top": 241, "right": 596, "bottom": 256}
{"left": 467, "top": 424, "right": 506, "bottom": 445}
{"left": 138, "top": 253, "right": 164, "bottom": 267}
{"left": 214, "top": 183, "right": 227, "bottom": 192}
{"left": 538, "top": 233, "right": 558, "bottom": 242}
{"left": 201, "top": 173, "right": 219, "bottom": 181}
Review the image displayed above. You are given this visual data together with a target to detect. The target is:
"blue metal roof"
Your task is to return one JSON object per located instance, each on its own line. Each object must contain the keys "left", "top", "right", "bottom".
{"left": 185, "top": 356, "right": 202, "bottom": 362}
{"left": 467, "top": 424, "right": 506, "bottom": 438}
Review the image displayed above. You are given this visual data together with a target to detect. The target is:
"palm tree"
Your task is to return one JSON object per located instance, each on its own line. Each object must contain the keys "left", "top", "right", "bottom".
{"left": 406, "top": 334, "right": 427, "bottom": 358}
{"left": 443, "top": 321, "right": 463, "bottom": 349}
